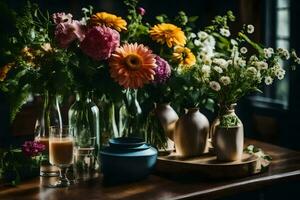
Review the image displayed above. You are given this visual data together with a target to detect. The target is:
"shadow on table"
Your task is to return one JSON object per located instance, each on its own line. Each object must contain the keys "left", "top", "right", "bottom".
{"left": 218, "top": 180, "right": 300, "bottom": 200}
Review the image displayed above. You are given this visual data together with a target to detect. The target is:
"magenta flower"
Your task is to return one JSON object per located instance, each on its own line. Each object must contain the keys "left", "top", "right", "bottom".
{"left": 153, "top": 56, "right": 171, "bottom": 84}
{"left": 54, "top": 20, "right": 86, "bottom": 48}
{"left": 52, "top": 12, "right": 73, "bottom": 24}
{"left": 137, "top": 7, "right": 146, "bottom": 16}
{"left": 80, "top": 26, "right": 120, "bottom": 60}
{"left": 22, "top": 141, "right": 46, "bottom": 157}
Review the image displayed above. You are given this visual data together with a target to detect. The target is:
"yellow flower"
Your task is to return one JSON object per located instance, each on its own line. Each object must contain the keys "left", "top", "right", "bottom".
{"left": 149, "top": 23, "right": 186, "bottom": 48}
{"left": 0, "top": 63, "right": 13, "bottom": 81}
{"left": 90, "top": 12, "right": 127, "bottom": 32}
{"left": 41, "top": 43, "right": 53, "bottom": 52}
{"left": 21, "top": 46, "right": 35, "bottom": 61}
{"left": 173, "top": 46, "right": 196, "bottom": 69}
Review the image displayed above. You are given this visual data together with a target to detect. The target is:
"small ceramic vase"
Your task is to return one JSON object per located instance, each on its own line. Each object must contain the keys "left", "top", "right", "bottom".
{"left": 154, "top": 103, "right": 179, "bottom": 141}
{"left": 174, "top": 108, "right": 209, "bottom": 157}
{"left": 215, "top": 125, "right": 244, "bottom": 161}
{"left": 210, "top": 103, "right": 239, "bottom": 148}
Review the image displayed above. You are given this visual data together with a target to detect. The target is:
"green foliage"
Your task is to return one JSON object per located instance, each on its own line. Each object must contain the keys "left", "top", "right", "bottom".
{"left": 244, "top": 145, "right": 272, "bottom": 172}
{"left": 0, "top": 148, "right": 41, "bottom": 186}
{"left": 123, "top": 0, "right": 149, "bottom": 43}
{"left": 219, "top": 114, "right": 239, "bottom": 128}
{"left": 0, "top": 1, "right": 74, "bottom": 122}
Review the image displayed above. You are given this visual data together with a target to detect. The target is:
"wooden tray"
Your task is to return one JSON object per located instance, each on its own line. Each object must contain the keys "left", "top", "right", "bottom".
{"left": 156, "top": 152, "right": 266, "bottom": 179}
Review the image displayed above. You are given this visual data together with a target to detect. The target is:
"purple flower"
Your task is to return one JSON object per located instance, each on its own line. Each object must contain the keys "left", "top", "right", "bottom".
{"left": 80, "top": 26, "right": 120, "bottom": 60}
{"left": 54, "top": 20, "right": 86, "bottom": 48}
{"left": 22, "top": 141, "right": 46, "bottom": 157}
{"left": 153, "top": 56, "right": 171, "bottom": 84}
{"left": 137, "top": 7, "right": 146, "bottom": 16}
{"left": 52, "top": 12, "right": 73, "bottom": 24}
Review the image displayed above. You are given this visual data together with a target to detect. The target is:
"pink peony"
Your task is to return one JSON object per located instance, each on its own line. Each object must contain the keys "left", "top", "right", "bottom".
{"left": 54, "top": 20, "right": 86, "bottom": 48}
{"left": 153, "top": 56, "right": 171, "bottom": 84}
{"left": 52, "top": 12, "right": 73, "bottom": 24}
{"left": 80, "top": 26, "right": 120, "bottom": 60}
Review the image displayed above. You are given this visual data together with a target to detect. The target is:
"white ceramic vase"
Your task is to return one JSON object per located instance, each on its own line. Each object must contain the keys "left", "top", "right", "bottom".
{"left": 215, "top": 125, "right": 244, "bottom": 161}
{"left": 174, "top": 108, "right": 209, "bottom": 157}
{"left": 154, "top": 103, "right": 179, "bottom": 141}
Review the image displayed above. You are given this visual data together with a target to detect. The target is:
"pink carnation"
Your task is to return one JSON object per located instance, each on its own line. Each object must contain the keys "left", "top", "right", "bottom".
{"left": 22, "top": 141, "right": 46, "bottom": 157}
{"left": 52, "top": 12, "right": 73, "bottom": 24}
{"left": 80, "top": 26, "right": 120, "bottom": 61}
{"left": 54, "top": 20, "right": 86, "bottom": 48}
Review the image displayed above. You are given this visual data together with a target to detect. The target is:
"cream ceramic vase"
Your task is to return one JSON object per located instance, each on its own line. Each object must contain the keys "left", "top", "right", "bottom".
{"left": 210, "top": 103, "right": 239, "bottom": 148}
{"left": 215, "top": 125, "right": 244, "bottom": 161}
{"left": 174, "top": 108, "right": 209, "bottom": 157}
{"left": 154, "top": 103, "right": 179, "bottom": 141}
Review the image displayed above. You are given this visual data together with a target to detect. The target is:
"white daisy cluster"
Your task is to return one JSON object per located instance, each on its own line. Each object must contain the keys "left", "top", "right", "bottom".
{"left": 277, "top": 48, "right": 290, "bottom": 60}
{"left": 190, "top": 31, "right": 216, "bottom": 58}
{"left": 251, "top": 61, "right": 268, "bottom": 70}
{"left": 273, "top": 64, "right": 286, "bottom": 80}
{"left": 219, "top": 76, "right": 231, "bottom": 85}
{"left": 264, "top": 76, "right": 273, "bottom": 85}
{"left": 240, "top": 47, "right": 248, "bottom": 54}
{"left": 247, "top": 24, "right": 255, "bottom": 34}
{"left": 220, "top": 28, "right": 230, "bottom": 37}
{"left": 188, "top": 13, "right": 299, "bottom": 107}
{"left": 201, "top": 64, "right": 211, "bottom": 75}
{"left": 213, "top": 66, "right": 223, "bottom": 74}
{"left": 209, "top": 81, "right": 221, "bottom": 91}
{"left": 263, "top": 48, "right": 274, "bottom": 58}
{"left": 212, "top": 58, "right": 228, "bottom": 69}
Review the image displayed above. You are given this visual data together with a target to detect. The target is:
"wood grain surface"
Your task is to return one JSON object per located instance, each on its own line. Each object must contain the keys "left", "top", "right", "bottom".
{"left": 0, "top": 139, "right": 300, "bottom": 200}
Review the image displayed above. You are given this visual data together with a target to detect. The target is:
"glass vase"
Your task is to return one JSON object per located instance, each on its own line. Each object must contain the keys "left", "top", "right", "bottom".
{"left": 122, "top": 89, "right": 143, "bottom": 137}
{"left": 34, "top": 90, "right": 62, "bottom": 177}
{"left": 68, "top": 91, "right": 100, "bottom": 180}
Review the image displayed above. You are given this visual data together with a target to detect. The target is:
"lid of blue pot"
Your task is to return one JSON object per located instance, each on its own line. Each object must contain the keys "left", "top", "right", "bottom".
{"left": 109, "top": 137, "right": 146, "bottom": 149}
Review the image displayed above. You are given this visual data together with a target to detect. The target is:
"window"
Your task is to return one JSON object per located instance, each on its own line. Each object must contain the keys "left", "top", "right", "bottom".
{"left": 275, "top": 0, "right": 290, "bottom": 107}
{"left": 254, "top": 0, "right": 290, "bottom": 110}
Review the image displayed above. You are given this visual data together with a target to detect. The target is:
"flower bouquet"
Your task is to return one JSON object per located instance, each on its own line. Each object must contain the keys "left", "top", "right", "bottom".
{"left": 188, "top": 12, "right": 299, "bottom": 161}
{"left": 1, "top": 0, "right": 299, "bottom": 155}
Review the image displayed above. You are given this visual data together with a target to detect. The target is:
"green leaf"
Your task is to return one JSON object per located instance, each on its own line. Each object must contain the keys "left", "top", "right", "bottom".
{"left": 189, "top": 16, "right": 199, "bottom": 23}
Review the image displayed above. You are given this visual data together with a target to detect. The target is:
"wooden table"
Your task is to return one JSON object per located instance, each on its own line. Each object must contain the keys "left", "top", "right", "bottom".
{"left": 1, "top": 139, "right": 300, "bottom": 200}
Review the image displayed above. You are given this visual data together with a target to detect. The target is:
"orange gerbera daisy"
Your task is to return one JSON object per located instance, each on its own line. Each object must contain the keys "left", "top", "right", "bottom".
{"left": 173, "top": 46, "right": 196, "bottom": 70}
{"left": 109, "top": 43, "right": 157, "bottom": 89}
{"left": 149, "top": 23, "right": 186, "bottom": 48}
{"left": 90, "top": 12, "right": 127, "bottom": 32}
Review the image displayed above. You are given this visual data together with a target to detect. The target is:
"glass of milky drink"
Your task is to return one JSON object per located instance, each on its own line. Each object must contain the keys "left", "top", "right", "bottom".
{"left": 49, "top": 126, "right": 74, "bottom": 187}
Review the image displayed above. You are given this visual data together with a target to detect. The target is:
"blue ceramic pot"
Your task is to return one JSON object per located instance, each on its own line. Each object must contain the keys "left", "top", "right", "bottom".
{"left": 100, "top": 137, "right": 157, "bottom": 183}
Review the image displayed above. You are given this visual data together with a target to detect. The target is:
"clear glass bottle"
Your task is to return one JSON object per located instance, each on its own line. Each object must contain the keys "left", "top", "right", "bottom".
{"left": 68, "top": 91, "right": 100, "bottom": 180}
{"left": 34, "top": 90, "right": 62, "bottom": 177}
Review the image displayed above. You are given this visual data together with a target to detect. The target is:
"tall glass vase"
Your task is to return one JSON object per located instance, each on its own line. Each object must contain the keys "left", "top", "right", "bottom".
{"left": 122, "top": 89, "right": 143, "bottom": 137}
{"left": 68, "top": 91, "right": 100, "bottom": 180}
{"left": 34, "top": 90, "right": 62, "bottom": 177}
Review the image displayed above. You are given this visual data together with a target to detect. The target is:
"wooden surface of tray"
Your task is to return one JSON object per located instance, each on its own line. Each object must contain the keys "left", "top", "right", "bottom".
{"left": 156, "top": 152, "right": 266, "bottom": 179}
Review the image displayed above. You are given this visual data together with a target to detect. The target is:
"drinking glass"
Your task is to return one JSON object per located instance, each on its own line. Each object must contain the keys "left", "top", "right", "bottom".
{"left": 49, "top": 126, "right": 74, "bottom": 187}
